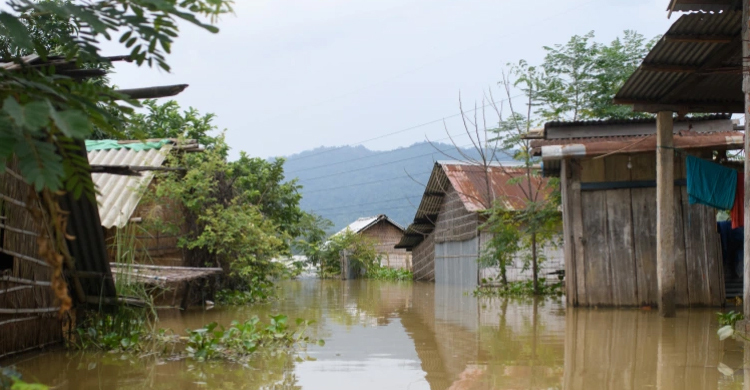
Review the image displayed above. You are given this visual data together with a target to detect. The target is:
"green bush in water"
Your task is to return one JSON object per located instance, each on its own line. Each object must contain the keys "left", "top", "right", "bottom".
{"left": 186, "top": 315, "right": 323, "bottom": 362}
{"left": 473, "top": 279, "right": 563, "bottom": 297}
{"left": 366, "top": 266, "right": 413, "bottom": 281}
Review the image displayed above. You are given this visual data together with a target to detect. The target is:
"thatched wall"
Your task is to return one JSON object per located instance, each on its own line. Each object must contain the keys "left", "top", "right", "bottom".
{"left": 0, "top": 163, "right": 62, "bottom": 359}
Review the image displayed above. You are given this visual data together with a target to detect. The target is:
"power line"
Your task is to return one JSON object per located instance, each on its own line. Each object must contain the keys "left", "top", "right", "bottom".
{"left": 301, "top": 143, "right": 474, "bottom": 182}
{"left": 310, "top": 195, "right": 423, "bottom": 213}
{"left": 286, "top": 131, "right": 473, "bottom": 175}
{"left": 300, "top": 170, "right": 434, "bottom": 194}
{"left": 283, "top": 95, "right": 520, "bottom": 163}
{"left": 319, "top": 204, "right": 418, "bottom": 219}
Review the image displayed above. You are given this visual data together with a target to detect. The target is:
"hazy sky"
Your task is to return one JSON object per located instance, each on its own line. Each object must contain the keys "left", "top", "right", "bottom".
{"left": 103, "top": 0, "right": 674, "bottom": 159}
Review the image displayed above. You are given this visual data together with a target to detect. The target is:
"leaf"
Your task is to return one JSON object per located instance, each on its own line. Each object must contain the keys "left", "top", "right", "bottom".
{"left": 50, "top": 109, "right": 91, "bottom": 138}
{"left": 3, "top": 97, "right": 25, "bottom": 127}
{"left": 0, "top": 12, "right": 34, "bottom": 50}
{"left": 717, "top": 325, "right": 734, "bottom": 341}
{"left": 317, "top": 339, "right": 325, "bottom": 347}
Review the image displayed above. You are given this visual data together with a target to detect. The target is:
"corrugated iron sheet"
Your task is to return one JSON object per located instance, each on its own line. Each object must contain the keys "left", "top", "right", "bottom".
{"left": 532, "top": 131, "right": 744, "bottom": 159}
{"left": 88, "top": 145, "right": 173, "bottom": 228}
{"left": 615, "top": 11, "right": 743, "bottom": 111}
{"left": 667, "top": 0, "right": 739, "bottom": 12}
{"left": 335, "top": 214, "right": 405, "bottom": 236}
{"left": 396, "top": 161, "right": 552, "bottom": 249}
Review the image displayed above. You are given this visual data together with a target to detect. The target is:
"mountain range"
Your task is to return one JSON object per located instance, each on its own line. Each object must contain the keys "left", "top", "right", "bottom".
{"left": 283, "top": 142, "right": 514, "bottom": 232}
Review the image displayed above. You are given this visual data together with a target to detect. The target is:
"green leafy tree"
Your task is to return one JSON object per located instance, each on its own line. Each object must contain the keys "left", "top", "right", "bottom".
{"left": 314, "top": 230, "right": 379, "bottom": 279}
{"left": 0, "top": 0, "right": 232, "bottom": 310}
{"left": 533, "top": 30, "right": 657, "bottom": 122}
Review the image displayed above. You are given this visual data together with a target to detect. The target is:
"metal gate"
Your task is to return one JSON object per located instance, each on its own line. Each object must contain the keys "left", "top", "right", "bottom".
{"left": 434, "top": 237, "right": 479, "bottom": 287}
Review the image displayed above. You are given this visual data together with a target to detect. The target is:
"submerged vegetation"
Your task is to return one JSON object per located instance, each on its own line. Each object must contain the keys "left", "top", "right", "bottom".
{"left": 473, "top": 279, "right": 564, "bottom": 298}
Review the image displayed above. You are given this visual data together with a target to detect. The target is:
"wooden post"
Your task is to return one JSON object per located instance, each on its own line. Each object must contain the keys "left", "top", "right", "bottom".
{"left": 743, "top": 0, "right": 750, "bottom": 317}
{"left": 656, "top": 111, "right": 676, "bottom": 317}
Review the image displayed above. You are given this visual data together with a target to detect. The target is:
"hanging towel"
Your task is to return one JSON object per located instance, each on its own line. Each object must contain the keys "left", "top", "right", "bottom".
{"left": 732, "top": 172, "right": 744, "bottom": 229}
{"left": 686, "top": 155, "right": 737, "bottom": 210}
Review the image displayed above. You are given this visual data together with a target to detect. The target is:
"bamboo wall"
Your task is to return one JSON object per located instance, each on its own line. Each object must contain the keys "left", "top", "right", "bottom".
{"left": 562, "top": 153, "right": 724, "bottom": 307}
{"left": 104, "top": 181, "right": 187, "bottom": 268}
{"left": 360, "top": 221, "right": 412, "bottom": 270}
{"left": 0, "top": 163, "right": 62, "bottom": 359}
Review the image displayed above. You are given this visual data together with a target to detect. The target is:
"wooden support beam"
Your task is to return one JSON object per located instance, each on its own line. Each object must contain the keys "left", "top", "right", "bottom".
{"left": 743, "top": 0, "right": 750, "bottom": 318}
{"left": 656, "top": 111, "right": 676, "bottom": 317}
{"left": 663, "top": 34, "right": 735, "bottom": 43}
{"left": 113, "top": 84, "right": 189, "bottom": 100}
{"left": 641, "top": 63, "right": 740, "bottom": 74}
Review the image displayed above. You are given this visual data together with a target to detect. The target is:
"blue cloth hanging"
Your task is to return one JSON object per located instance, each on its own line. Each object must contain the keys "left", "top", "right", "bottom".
{"left": 686, "top": 155, "right": 737, "bottom": 210}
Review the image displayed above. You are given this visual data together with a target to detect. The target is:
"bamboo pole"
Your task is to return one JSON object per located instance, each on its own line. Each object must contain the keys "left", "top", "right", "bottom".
{"left": 0, "top": 248, "right": 50, "bottom": 268}
{"left": 0, "top": 285, "right": 32, "bottom": 295}
{"left": 0, "top": 276, "right": 51, "bottom": 287}
{"left": 110, "top": 263, "right": 223, "bottom": 272}
{"left": 0, "top": 316, "right": 37, "bottom": 327}
{"left": 0, "top": 193, "right": 28, "bottom": 208}
{"left": 0, "top": 307, "right": 59, "bottom": 314}
{"left": 656, "top": 111, "right": 676, "bottom": 317}
{"left": 0, "top": 223, "right": 39, "bottom": 237}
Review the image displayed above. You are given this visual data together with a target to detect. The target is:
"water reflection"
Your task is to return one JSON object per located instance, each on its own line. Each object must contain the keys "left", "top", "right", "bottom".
{"left": 4, "top": 280, "right": 747, "bottom": 389}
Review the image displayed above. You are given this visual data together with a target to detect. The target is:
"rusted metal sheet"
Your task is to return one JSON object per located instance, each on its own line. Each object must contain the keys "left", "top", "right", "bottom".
{"left": 396, "top": 161, "right": 553, "bottom": 249}
{"left": 533, "top": 131, "right": 744, "bottom": 160}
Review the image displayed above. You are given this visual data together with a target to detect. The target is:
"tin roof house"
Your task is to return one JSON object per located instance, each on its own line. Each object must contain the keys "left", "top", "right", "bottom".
{"left": 395, "top": 161, "right": 563, "bottom": 287}
{"left": 337, "top": 214, "right": 411, "bottom": 271}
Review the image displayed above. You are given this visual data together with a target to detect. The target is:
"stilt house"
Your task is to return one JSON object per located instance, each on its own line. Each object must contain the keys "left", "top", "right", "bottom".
{"left": 395, "top": 161, "right": 563, "bottom": 287}
{"left": 531, "top": 116, "right": 743, "bottom": 307}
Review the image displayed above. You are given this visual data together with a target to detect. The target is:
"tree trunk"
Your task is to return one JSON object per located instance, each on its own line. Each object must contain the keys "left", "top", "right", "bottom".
{"left": 532, "top": 231, "right": 538, "bottom": 294}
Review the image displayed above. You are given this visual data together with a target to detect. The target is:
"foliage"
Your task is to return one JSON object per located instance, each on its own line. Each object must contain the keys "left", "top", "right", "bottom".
{"left": 99, "top": 99, "right": 219, "bottom": 146}
{"left": 524, "top": 30, "right": 658, "bottom": 123}
{"left": 718, "top": 311, "right": 744, "bottom": 327}
{"left": 72, "top": 307, "right": 154, "bottom": 352}
{"left": 365, "top": 265, "right": 413, "bottom": 281}
{"left": 215, "top": 286, "right": 277, "bottom": 306}
{"left": 473, "top": 279, "right": 563, "bottom": 298}
{"left": 185, "top": 315, "right": 322, "bottom": 362}
{"left": 312, "top": 230, "right": 380, "bottom": 278}
{"left": 0, "top": 0, "right": 230, "bottom": 312}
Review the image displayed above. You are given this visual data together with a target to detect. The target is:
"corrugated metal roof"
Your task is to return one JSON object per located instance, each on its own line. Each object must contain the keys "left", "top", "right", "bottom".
{"left": 88, "top": 143, "right": 173, "bottom": 228}
{"left": 544, "top": 114, "right": 730, "bottom": 129}
{"left": 396, "top": 161, "right": 552, "bottom": 249}
{"left": 532, "top": 131, "right": 743, "bottom": 159}
{"left": 615, "top": 11, "right": 743, "bottom": 113}
{"left": 667, "top": 0, "right": 739, "bottom": 12}
{"left": 336, "top": 214, "right": 405, "bottom": 236}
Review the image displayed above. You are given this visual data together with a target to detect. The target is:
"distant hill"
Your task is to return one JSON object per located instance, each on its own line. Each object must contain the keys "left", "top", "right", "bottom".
{"left": 281, "top": 142, "right": 514, "bottom": 232}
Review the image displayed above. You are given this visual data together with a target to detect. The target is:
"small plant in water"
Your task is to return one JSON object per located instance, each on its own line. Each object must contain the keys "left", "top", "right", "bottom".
{"left": 717, "top": 311, "right": 746, "bottom": 341}
{"left": 185, "top": 315, "right": 323, "bottom": 362}
{"left": 472, "top": 279, "right": 563, "bottom": 297}
{"left": 366, "top": 266, "right": 413, "bottom": 281}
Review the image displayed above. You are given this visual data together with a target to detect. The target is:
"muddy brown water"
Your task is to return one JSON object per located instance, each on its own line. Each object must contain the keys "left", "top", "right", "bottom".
{"left": 4, "top": 279, "right": 747, "bottom": 389}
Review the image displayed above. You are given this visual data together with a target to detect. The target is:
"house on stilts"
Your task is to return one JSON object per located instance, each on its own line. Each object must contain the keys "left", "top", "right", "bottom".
{"left": 395, "top": 161, "right": 564, "bottom": 287}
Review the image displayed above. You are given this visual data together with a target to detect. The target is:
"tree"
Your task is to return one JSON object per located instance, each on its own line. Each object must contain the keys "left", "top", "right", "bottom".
{"left": 533, "top": 30, "right": 657, "bottom": 122}
{"left": 0, "top": 0, "right": 232, "bottom": 311}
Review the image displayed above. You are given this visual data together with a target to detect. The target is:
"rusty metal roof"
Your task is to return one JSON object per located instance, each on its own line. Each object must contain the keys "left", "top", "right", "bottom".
{"left": 395, "top": 161, "right": 552, "bottom": 249}
{"left": 614, "top": 11, "right": 743, "bottom": 113}
{"left": 532, "top": 131, "right": 744, "bottom": 160}
{"left": 88, "top": 142, "right": 173, "bottom": 229}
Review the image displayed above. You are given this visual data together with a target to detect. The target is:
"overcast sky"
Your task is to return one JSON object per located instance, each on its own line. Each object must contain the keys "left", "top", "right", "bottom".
{"left": 103, "top": 0, "right": 674, "bottom": 160}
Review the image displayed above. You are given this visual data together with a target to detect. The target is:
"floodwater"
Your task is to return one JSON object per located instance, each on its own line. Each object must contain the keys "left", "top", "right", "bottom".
{"left": 4, "top": 279, "right": 748, "bottom": 389}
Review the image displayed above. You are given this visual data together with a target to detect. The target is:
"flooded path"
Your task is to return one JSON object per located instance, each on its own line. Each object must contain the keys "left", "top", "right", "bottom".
{"left": 5, "top": 280, "right": 747, "bottom": 389}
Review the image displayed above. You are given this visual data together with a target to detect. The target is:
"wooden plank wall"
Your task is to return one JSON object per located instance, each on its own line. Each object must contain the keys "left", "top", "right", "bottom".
{"left": 563, "top": 152, "right": 724, "bottom": 307}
